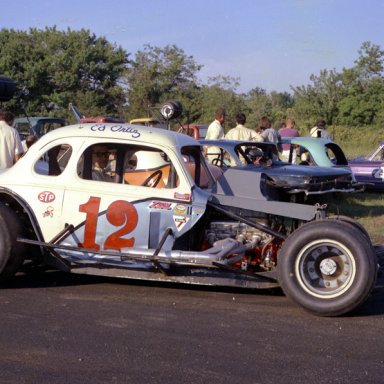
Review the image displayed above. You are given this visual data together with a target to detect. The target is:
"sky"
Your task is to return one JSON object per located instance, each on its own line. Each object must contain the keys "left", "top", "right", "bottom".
{"left": 0, "top": 0, "right": 383, "bottom": 93}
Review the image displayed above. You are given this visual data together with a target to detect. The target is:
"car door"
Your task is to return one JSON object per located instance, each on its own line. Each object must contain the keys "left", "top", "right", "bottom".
{"left": 58, "top": 141, "right": 198, "bottom": 263}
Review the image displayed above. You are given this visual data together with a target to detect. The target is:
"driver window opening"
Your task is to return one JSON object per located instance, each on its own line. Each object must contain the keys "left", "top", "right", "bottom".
{"left": 77, "top": 143, "right": 178, "bottom": 189}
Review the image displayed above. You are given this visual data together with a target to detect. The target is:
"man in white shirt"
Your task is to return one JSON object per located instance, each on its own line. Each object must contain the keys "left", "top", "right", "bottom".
{"left": 310, "top": 120, "right": 332, "bottom": 140}
{"left": 205, "top": 107, "right": 226, "bottom": 163}
{"left": 225, "top": 113, "right": 264, "bottom": 165}
{"left": 225, "top": 112, "right": 263, "bottom": 142}
{"left": 0, "top": 110, "right": 24, "bottom": 169}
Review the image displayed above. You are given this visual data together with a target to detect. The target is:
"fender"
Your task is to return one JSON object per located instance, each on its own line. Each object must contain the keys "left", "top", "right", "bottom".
{"left": 0, "top": 188, "right": 44, "bottom": 242}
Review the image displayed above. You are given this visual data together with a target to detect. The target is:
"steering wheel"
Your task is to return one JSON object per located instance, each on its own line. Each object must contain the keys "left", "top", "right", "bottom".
{"left": 211, "top": 157, "right": 223, "bottom": 167}
{"left": 141, "top": 170, "right": 162, "bottom": 188}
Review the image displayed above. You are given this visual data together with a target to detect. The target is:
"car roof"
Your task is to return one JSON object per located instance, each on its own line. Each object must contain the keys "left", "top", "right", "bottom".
{"left": 201, "top": 139, "right": 276, "bottom": 148}
{"left": 281, "top": 136, "right": 334, "bottom": 146}
{"left": 35, "top": 122, "right": 199, "bottom": 148}
{"left": 14, "top": 116, "right": 66, "bottom": 123}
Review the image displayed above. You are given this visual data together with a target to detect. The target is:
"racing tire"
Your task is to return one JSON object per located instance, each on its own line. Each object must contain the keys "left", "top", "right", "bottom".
{"left": 326, "top": 215, "right": 370, "bottom": 241}
{"left": 0, "top": 203, "right": 26, "bottom": 283}
{"left": 277, "top": 220, "right": 377, "bottom": 316}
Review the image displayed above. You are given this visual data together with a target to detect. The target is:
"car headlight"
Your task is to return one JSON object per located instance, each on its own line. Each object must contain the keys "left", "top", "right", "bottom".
{"left": 268, "top": 174, "right": 312, "bottom": 187}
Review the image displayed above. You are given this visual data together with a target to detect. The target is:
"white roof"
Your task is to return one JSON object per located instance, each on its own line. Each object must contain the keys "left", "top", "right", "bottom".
{"left": 35, "top": 123, "right": 199, "bottom": 149}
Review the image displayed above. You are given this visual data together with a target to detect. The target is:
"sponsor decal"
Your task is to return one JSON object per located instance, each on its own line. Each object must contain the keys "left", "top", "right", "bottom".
{"left": 173, "top": 215, "right": 190, "bottom": 231}
{"left": 193, "top": 208, "right": 205, "bottom": 215}
{"left": 87, "top": 124, "right": 141, "bottom": 138}
{"left": 43, "top": 206, "right": 54, "bottom": 218}
{"left": 148, "top": 201, "right": 174, "bottom": 210}
{"left": 173, "top": 192, "right": 191, "bottom": 201}
{"left": 174, "top": 204, "right": 187, "bottom": 215}
{"left": 38, "top": 191, "right": 56, "bottom": 203}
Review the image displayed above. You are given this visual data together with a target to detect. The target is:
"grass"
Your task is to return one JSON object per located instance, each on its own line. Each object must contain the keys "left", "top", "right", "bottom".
{"left": 324, "top": 191, "right": 384, "bottom": 244}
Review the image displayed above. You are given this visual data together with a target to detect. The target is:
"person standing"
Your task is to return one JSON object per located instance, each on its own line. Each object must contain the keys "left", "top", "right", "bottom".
{"left": 310, "top": 120, "right": 332, "bottom": 140}
{"left": 205, "top": 107, "right": 226, "bottom": 163}
{"left": 259, "top": 116, "right": 282, "bottom": 159}
{"left": 279, "top": 117, "right": 300, "bottom": 162}
{"left": 0, "top": 109, "right": 24, "bottom": 169}
{"left": 225, "top": 112, "right": 263, "bottom": 165}
{"left": 225, "top": 112, "right": 263, "bottom": 142}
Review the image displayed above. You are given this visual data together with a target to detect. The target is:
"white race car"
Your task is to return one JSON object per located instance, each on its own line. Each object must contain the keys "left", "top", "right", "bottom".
{"left": 0, "top": 122, "right": 377, "bottom": 316}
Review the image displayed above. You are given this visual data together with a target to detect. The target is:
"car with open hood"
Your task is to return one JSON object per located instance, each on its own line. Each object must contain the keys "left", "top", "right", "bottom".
{"left": 0, "top": 122, "right": 377, "bottom": 316}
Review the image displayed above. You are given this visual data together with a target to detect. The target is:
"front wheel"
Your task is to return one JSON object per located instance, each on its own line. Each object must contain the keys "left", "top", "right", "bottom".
{"left": 277, "top": 220, "right": 377, "bottom": 316}
{"left": 0, "top": 203, "right": 26, "bottom": 283}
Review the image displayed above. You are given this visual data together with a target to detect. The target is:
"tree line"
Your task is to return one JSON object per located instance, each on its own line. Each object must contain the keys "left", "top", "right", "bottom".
{"left": 0, "top": 27, "right": 383, "bottom": 134}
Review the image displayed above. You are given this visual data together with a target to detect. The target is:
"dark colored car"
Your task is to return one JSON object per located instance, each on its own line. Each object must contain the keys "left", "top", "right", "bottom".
{"left": 349, "top": 141, "right": 384, "bottom": 190}
{"left": 13, "top": 116, "right": 66, "bottom": 140}
{"left": 201, "top": 139, "right": 363, "bottom": 201}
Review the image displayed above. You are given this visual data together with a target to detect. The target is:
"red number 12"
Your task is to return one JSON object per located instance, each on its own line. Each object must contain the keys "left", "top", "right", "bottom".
{"left": 79, "top": 197, "right": 138, "bottom": 251}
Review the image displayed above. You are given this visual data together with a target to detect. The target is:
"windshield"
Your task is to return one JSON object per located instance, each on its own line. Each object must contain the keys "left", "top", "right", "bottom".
{"left": 181, "top": 146, "right": 220, "bottom": 189}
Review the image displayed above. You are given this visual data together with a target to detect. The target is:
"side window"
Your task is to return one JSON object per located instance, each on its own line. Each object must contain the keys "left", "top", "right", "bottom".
{"left": 122, "top": 148, "right": 176, "bottom": 188}
{"left": 77, "top": 143, "right": 178, "bottom": 189}
{"left": 34, "top": 144, "right": 72, "bottom": 176}
{"left": 182, "top": 146, "right": 220, "bottom": 188}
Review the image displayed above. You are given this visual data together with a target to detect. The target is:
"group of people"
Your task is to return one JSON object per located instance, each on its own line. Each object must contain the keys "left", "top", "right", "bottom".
{"left": 204, "top": 107, "right": 332, "bottom": 164}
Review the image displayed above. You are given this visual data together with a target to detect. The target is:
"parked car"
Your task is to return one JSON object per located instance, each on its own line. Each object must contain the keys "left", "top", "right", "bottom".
{"left": 348, "top": 141, "right": 384, "bottom": 191}
{"left": 129, "top": 117, "right": 167, "bottom": 129}
{"left": 279, "top": 137, "right": 350, "bottom": 167}
{"left": 0, "top": 123, "right": 377, "bottom": 316}
{"left": 179, "top": 124, "right": 208, "bottom": 140}
{"left": 69, "top": 103, "right": 124, "bottom": 124}
{"left": 200, "top": 139, "right": 363, "bottom": 201}
{"left": 13, "top": 116, "right": 66, "bottom": 140}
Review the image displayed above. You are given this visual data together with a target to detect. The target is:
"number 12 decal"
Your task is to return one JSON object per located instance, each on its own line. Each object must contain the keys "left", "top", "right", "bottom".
{"left": 79, "top": 196, "right": 138, "bottom": 251}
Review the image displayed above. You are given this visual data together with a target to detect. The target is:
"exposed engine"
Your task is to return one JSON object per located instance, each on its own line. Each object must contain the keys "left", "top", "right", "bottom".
{"left": 204, "top": 221, "right": 280, "bottom": 271}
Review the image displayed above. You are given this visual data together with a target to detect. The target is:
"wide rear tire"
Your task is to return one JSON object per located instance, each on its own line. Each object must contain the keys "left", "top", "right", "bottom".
{"left": 0, "top": 204, "right": 25, "bottom": 283}
{"left": 277, "top": 220, "right": 377, "bottom": 316}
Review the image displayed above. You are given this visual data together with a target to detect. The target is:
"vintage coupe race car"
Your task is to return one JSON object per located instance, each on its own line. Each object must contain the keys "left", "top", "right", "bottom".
{"left": 348, "top": 141, "right": 384, "bottom": 191}
{"left": 279, "top": 137, "right": 350, "bottom": 167}
{"left": 0, "top": 123, "right": 377, "bottom": 316}
{"left": 201, "top": 139, "right": 362, "bottom": 200}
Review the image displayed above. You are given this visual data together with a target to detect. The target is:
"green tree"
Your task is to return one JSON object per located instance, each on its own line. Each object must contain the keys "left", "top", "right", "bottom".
{"left": 124, "top": 44, "right": 202, "bottom": 119}
{"left": 195, "top": 75, "right": 248, "bottom": 130}
{"left": 244, "top": 88, "right": 293, "bottom": 129}
{"left": 337, "top": 42, "right": 384, "bottom": 125}
{"left": 0, "top": 27, "right": 128, "bottom": 120}
{"left": 292, "top": 68, "right": 343, "bottom": 129}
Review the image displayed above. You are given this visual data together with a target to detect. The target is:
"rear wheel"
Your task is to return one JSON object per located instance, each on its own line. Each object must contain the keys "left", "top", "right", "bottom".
{"left": 0, "top": 204, "right": 26, "bottom": 283}
{"left": 277, "top": 220, "right": 377, "bottom": 316}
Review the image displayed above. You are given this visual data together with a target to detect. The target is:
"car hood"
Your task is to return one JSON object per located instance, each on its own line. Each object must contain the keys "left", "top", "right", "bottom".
{"left": 213, "top": 163, "right": 361, "bottom": 197}
{"left": 252, "top": 164, "right": 352, "bottom": 177}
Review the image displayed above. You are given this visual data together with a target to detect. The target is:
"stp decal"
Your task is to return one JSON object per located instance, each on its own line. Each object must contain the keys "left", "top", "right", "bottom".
{"left": 38, "top": 191, "right": 56, "bottom": 203}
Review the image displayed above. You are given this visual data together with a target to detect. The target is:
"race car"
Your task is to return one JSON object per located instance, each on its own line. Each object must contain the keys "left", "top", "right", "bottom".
{"left": 200, "top": 139, "right": 363, "bottom": 200}
{"left": 0, "top": 122, "right": 377, "bottom": 316}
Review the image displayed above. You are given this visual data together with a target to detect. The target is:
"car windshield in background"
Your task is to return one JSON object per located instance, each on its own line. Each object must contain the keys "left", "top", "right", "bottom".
{"left": 13, "top": 117, "right": 66, "bottom": 139}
